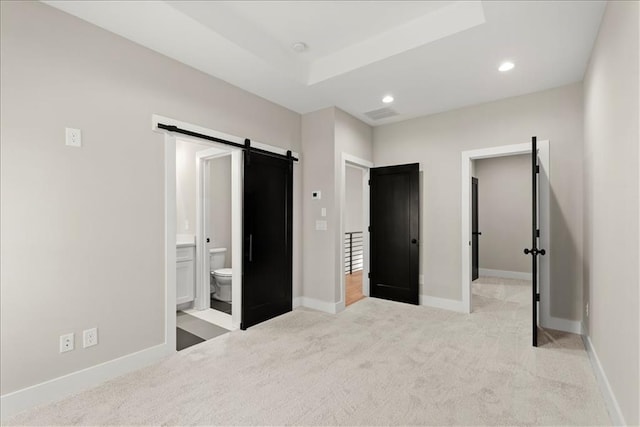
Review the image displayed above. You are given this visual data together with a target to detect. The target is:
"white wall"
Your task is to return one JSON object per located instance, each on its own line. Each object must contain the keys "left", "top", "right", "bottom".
{"left": 207, "top": 155, "right": 232, "bottom": 267}
{"left": 583, "top": 1, "right": 639, "bottom": 424}
{"left": 345, "top": 166, "right": 364, "bottom": 233}
{"left": 474, "top": 154, "right": 530, "bottom": 274}
{"left": 301, "top": 107, "right": 372, "bottom": 305}
{"left": 0, "top": 1, "right": 301, "bottom": 396}
{"left": 301, "top": 108, "right": 336, "bottom": 303}
{"left": 176, "top": 139, "right": 209, "bottom": 236}
{"left": 374, "top": 83, "right": 584, "bottom": 321}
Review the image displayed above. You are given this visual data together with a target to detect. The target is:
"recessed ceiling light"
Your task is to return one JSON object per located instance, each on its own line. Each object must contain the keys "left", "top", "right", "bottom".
{"left": 382, "top": 95, "right": 394, "bottom": 104}
{"left": 498, "top": 61, "right": 515, "bottom": 72}
{"left": 291, "top": 42, "right": 307, "bottom": 53}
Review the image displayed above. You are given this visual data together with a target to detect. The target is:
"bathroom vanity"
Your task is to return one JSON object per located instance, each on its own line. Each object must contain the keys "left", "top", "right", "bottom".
{"left": 176, "top": 238, "right": 196, "bottom": 305}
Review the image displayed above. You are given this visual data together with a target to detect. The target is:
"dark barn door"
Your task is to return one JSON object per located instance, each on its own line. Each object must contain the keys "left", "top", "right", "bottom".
{"left": 370, "top": 163, "right": 419, "bottom": 305}
{"left": 471, "top": 177, "right": 481, "bottom": 281}
{"left": 241, "top": 151, "right": 293, "bottom": 330}
{"left": 524, "top": 136, "right": 546, "bottom": 347}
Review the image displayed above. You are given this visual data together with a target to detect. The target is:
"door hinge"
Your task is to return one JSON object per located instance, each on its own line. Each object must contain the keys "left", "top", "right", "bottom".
{"left": 536, "top": 229, "right": 540, "bottom": 237}
{"left": 536, "top": 165, "right": 540, "bottom": 173}
{"left": 368, "top": 226, "right": 371, "bottom": 232}
{"left": 368, "top": 179, "right": 371, "bottom": 185}
{"left": 368, "top": 272, "right": 371, "bottom": 279}
{"left": 536, "top": 293, "right": 540, "bottom": 301}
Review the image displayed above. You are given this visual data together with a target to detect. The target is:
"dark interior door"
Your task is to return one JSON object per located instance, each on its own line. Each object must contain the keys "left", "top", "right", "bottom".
{"left": 524, "top": 136, "right": 545, "bottom": 347}
{"left": 370, "top": 163, "right": 419, "bottom": 305}
{"left": 471, "top": 177, "right": 481, "bottom": 281}
{"left": 242, "top": 151, "right": 293, "bottom": 330}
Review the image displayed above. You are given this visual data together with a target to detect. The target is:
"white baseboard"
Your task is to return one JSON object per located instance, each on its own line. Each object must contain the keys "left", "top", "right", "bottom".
{"left": 541, "top": 315, "right": 582, "bottom": 334}
{"left": 294, "top": 297, "right": 339, "bottom": 314}
{"left": 479, "top": 268, "right": 532, "bottom": 281}
{"left": 582, "top": 334, "right": 626, "bottom": 426}
{"left": 0, "top": 343, "right": 171, "bottom": 420}
{"left": 420, "top": 295, "right": 468, "bottom": 313}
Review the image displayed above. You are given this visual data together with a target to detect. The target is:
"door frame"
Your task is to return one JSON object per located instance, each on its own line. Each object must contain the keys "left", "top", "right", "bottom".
{"left": 195, "top": 147, "right": 242, "bottom": 330}
{"left": 338, "top": 153, "right": 373, "bottom": 312}
{"left": 460, "top": 141, "right": 550, "bottom": 324}
{"left": 154, "top": 114, "right": 299, "bottom": 347}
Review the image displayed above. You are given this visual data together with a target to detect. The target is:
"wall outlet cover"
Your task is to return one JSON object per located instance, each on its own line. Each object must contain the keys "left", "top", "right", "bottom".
{"left": 65, "top": 127, "right": 82, "bottom": 147}
{"left": 83, "top": 328, "right": 98, "bottom": 348}
{"left": 59, "top": 333, "right": 74, "bottom": 353}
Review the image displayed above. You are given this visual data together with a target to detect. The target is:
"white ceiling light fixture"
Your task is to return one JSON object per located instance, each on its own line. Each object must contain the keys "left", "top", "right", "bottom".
{"left": 291, "top": 42, "right": 307, "bottom": 53}
{"left": 382, "top": 95, "right": 394, "bottom": 104}
{"left": 498, "top": 61, "right": 515, "bottom": 72}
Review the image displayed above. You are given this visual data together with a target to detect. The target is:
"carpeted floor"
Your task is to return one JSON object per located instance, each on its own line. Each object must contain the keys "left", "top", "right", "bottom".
{"left": 5, "top": 277, "right": 610, "bottom": 426}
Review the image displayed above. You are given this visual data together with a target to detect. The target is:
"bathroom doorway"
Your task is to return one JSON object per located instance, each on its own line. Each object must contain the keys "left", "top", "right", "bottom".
{"left": 201, "top": 153, "right": 233, "bottom": 316}
{"left": 195, "top": 147, "right": 242, "bottom": 331}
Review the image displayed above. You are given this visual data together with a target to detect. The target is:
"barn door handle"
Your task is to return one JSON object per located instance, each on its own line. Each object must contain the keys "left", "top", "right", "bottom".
{"left": 249, "top": 234, "right": 253, "bottom": 262}
{"left": 524, "top": 248, "right": 546, "bottom": 256}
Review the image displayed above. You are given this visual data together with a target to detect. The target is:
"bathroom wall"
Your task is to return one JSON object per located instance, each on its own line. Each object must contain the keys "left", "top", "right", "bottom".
{"left": 474, "top": 154, "right": 530, "bottom": 274}
{"left": 176, "top": 139, "right": 209, "bottom": 237}
{"left": 175, "top": 140, "right": 232, "bottom": 266}
{"left": 207, "top": 155, "right": 232, "bottom": 267}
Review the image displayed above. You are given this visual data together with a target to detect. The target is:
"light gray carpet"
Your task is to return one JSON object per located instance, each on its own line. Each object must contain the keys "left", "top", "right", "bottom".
{"left": 5, "top": 277, "right": 610, "bottom": 426}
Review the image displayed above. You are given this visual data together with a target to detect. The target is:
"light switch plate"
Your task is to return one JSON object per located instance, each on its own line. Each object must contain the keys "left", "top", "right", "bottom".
{"left": 321, "top": 208, "right": 326, "bottom": 217}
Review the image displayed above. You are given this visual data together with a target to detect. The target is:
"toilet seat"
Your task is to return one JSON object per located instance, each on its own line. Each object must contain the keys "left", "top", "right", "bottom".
{"left": 214, "top": 268, "right": 232, "bottom": 277}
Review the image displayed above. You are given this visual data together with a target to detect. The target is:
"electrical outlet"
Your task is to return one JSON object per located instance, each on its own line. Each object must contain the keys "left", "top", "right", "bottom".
{"left": 65, "top": 128, "right": 82, "bottom": 147}
{"left": 59, "top": 333, "right": 74, "bottom": 353}
{"left": 83, "top": 328, "right": 98, "bottom": 348}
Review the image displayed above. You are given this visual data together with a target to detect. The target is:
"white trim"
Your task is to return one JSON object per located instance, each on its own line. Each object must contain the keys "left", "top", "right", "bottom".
{"left": 0, "top": 343, "right": 170, "bottom": 420}
{"left": 294, "top": 297, "right": 340, "bottom": 314}
{"left": 420, "top": 295, "right": 468, "bottom": 313}
{"left": 582, "top": 334, "right": 627, "bottom": 426}
{"left": 230, "top": 150, "right": 243, "bottom": 329}
{"left": 544, "top": 316, "right": 582, "bottom": 335}
{"left": 164, "top": 134, "right": 178, "bottom": 353}
{"left": 478, "top": 268, "right": 532, "bottom": 281}
{"left": 338, "top": 153, "right": 373, "bottom": 311}
{"left": 461, "top": 141, "right": 550, "bottom": 326}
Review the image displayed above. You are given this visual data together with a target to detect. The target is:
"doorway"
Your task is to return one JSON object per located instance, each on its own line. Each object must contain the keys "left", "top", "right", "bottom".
{"left": 344, "top": 165, "right": 365, "bottom": 306}
{"left": 461, "top": 141, "right": 550, "bottom": 335}
{"left": 158, "top": 115, "right": 299, "bottom": 352}
{"left": 339, "top": 154, "right": 372, "bottom": 311}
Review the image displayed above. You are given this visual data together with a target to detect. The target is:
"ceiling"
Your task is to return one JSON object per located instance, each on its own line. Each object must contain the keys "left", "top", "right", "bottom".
{"left": 43, "top": 1, "right": 606, "bottom": 126}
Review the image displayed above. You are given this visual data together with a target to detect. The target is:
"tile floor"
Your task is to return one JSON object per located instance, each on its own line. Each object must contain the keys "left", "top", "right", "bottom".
{"left": 176, "top": 311, "right": 229, "bottom": 351}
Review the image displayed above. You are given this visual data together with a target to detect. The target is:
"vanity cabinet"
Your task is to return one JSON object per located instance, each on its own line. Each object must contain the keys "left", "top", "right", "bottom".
{"left": 176, "top": 245, "right": 195, "bottom": 305}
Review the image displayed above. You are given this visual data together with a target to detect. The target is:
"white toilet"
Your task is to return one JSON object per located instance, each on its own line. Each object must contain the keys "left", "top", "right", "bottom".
{"left": 209, "top": 248, "right": 232, "bottom": 302}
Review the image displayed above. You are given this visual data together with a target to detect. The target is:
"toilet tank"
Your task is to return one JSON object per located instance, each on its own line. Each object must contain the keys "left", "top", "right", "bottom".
{"left": 209, "top": 248, "right": 227, "bottom": 271}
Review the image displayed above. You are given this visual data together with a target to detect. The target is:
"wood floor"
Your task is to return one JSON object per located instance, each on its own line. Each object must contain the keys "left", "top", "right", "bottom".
{"left": 345, "top": 270, "right": 365, "bottom": 306}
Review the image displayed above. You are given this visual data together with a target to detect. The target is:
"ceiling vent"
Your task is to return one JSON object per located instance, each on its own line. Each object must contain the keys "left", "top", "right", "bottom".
{"left": 364, "top": 107, "right": 399, "bottom": 121}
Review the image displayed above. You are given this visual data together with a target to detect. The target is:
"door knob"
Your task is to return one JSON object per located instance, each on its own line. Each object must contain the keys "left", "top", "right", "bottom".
{"left": 411, "top": 238, "right": 418, "bottom": 244}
